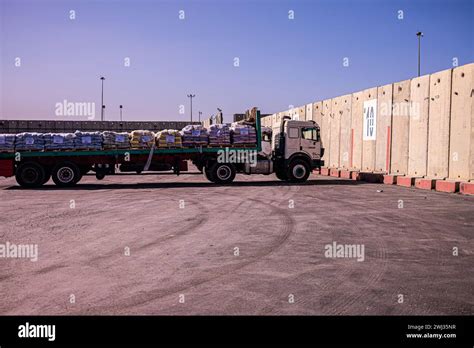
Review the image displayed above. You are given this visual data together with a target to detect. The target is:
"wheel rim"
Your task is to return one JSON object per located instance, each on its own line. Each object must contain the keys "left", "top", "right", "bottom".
{"left": 292, "top": 164, "right": 306, "bottom": 179}
{"left": 57, "top": 167, "right": 74, "bottom": 183}
{"left": 22, "top": 167, "right": 39, "bottom": 184}
{"left": 216, "top": 165, "right": 231, "bottom": 180}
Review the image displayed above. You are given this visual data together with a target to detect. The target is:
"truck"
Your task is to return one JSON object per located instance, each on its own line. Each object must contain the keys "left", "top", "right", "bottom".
{"left": 0, "top": 109, "right": 324, "bottom": 187}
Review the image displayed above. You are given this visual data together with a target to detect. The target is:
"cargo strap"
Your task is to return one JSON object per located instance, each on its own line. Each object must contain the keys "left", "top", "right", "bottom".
{"left": 143, "top": 144, "right": 155, "bottom": 172}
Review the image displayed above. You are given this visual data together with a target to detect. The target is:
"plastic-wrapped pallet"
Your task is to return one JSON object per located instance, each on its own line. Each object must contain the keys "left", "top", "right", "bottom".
{"left": 102, "top": 131, "right": 130, "bottom": 149}
{"left": 156, "top": 129, "right": 182, "bottom": 148}
{"left": 0, "top": 134, "right": 15, "bottom": 152}
{"left": 208, "top": 124, "right": 230, "bottom": 146}
{"left": 74, "top": 131, "right": 103, "bottom": 150}
{"left": 44, "top": 133, "right": 75, "bottom": 150}
{"left": 15, "top": 132, "right": 45, "bottom": 151}
{"left": 130, "top": 130, "right": 154, "bottom": 149}
{"left": 230, "top": 123, "right": 257, "bottom": 145}
{"left": 180, "top": 125, "right": 208, "bottom": 147}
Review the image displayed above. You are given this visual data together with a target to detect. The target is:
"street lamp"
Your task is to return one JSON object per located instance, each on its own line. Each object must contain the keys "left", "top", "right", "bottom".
{"left": 187, "top": 94, "right": 195, "bottom": 123}
{"left": 416, "top": 32, "right": 423, "bottom": 77}
{"left": 119, "top": 105, "right": 123, "bottom": 122}
{"left": 100, "top": 76, "right": 105, "bottom": 121}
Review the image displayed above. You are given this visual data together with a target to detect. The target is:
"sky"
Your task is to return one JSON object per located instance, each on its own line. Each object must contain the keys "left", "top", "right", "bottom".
{"left": 0, "top": 0, "right": 473, "bottom": 122}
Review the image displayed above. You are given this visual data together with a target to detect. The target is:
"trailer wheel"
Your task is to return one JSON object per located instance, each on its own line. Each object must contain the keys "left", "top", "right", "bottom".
{"left": 15, "top": 162, "right": 46, "bottom": 188}
{"left": 52, "top": 162, "right": 82, "bottom": 187}
{"left": 286, "top": 159, "right": 310, "bottom": 182}
{"left": 210, "top": 163, "right": 236, "bottom": 184}
{"left": 96, "top": 172, "right": 105, "bottom": 180}
{"left": 203, "top": 167, "right": 215, "bottom": 182}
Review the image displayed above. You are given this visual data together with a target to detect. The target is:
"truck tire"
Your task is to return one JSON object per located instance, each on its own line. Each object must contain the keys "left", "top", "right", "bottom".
{"left": 286, "top": 159, "right": 310, "bottom": 183}
{"left": 209, "top": 162, "right": 236, "bottom": 184}
{"left": 15, "top": 162, "right": 46, "bottom": 188}
{"left": 52, "top": 162, "right": 82, "bottom": 187}
{"left": 275, "top": 169, "right": 288, "bottom": 181}
{"left": 203, "top": 166, "right": 215, "bottom": 182}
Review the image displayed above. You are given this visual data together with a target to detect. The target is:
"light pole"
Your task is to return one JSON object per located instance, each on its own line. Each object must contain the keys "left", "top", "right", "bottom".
{"left": 120, "top": 105, "right": 123, "bottom": 121}
{"left": 198, "top": 111, "right": 202, "bottom": 123}
{"left": 416, "top": 32, "right": 423, "bottom": 77}
{"left": 100, "top": 76, "right": 105, "bottom": 121}
{"left": 187, "top": 94, "right": 195, "bottom": 123}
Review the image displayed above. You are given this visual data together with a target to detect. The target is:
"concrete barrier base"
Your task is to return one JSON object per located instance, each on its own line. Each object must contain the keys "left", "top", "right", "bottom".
{"left": 415, "top": 178, "right": 436, "bottom": 190}
{"left": 320, "top": 167, "right": 330, "bottom": 176}
{"left": 330, "top": 168, "right": 340, "bottom": 177}
{"left": 383, "top": 174, "right": 398, "bottom": 185}
{"left": 397, "top": 176, "right": 416, "bottom": 187}
{"left": 359, "top": 172, "right": 384, "bottom": 183}
{"left": 460, "top": 182, "right": 474, "bottom": 195}
{"left": 340, "top": 169, "right": 355, "bottom": 179}
{"left": 435, "top": 180, "right": 460, "bottom": 193}
{"left": 350, "top": 171, "right": 360, "bottom": 180}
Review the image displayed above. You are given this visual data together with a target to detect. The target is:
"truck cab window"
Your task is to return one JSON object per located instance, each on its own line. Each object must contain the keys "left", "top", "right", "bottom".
{"left": 288, "top": 127, "right": 299, "bottom": 138}
{"left": 302, "top": 127, "right": 318, "bottom": 141}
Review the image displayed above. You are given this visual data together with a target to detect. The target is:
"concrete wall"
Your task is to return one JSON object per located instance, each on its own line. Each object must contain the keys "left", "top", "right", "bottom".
{"left": 306, "top": 103, "right": 313, "bottom": 122}
{"left": 329, "top": 98, "right": 342, "bottom": 167}
{"left": 337, "top": 95, "right": 352, "bottom": 169}
{"left": 390, "top": 79, "right": 411, "bottom": 174}
{"left": 361, "top": 87, "right": 378, "bottom": 171}
{"left": 321, "top": 99, "right": 332, "bottom": 163}
{"left": 375, "top": 84, "right": 393, "bottom": 172}
{"left": 427, "top": 69, "right": 452, "bottom": 179}
{"left": 313, "top": 101, "right": 323, "bottom": 127}
{"left": 351, "top": 91, "right": 364, "bottom": 170}
{"left": 407, "top": 75, "right": 430, "bottom": 177}
{"left": 449, "top": 63, "right": 474, "bottom": 180}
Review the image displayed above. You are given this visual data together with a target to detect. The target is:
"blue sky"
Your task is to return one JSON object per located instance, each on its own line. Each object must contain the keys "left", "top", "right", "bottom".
{"left": 1, "top": 0, "right": 473, "bottom": 121}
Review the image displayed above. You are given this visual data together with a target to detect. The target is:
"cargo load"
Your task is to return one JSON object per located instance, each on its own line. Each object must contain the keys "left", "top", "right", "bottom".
{"left": 130, "top": 130, "right": 155, "bottom": 149}
{"left": 208, "top": 124, "right": 231, "bottom": 146}
{"left": 102, "top": 131, "right": 130, "bottom": 149}
{"left": 156, "top": 129, "right": 182, "bottom": 148}
{"left": 15, "top": 132, "right": 45, "bottom": 151}
{"left": 230, "top": 123, "right": 257, "bottom": 145}
{"left": 0, "top": 134, "right": 16, "bottom": 152}
{"left": 180, "top": 125, "right": 208, "bottom": 147}
{"left": 74, "top": 131, "right": 103, "bottom": 150}
{"left": 44, "top": 133, "right": 75, "bottom": 150}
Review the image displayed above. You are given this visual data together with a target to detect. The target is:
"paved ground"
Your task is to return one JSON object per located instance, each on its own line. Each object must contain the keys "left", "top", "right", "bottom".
{"left": 0, "top": 171, "right": 473, "bottom": 315}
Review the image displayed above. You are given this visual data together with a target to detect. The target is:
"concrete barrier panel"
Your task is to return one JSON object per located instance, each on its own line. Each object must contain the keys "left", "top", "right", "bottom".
{"left": 361, "top": 87, "right": 378, "bottom": 171}
{"left": 329, "top": 98, "right": 341, "bottom": 168}
{"left": 306, "top": 103, "right": 313, "bottom": 122}
{"left": 390, "top": 79, "right": 411, "bottom": 175}
{"left": 375, "top": 84, "right": 393, "bottom": 172}
{"left": 313, "top": 101, "right": 323, "bottom": 127}
{"left": 449, "top": 63, "right": 474, "bottom": 180}
{"left": 338, "top": 95, "right": 352, "bottom": 169}
{"left": 408, "top": 75, "right": 430, "bottom": 177}
{"left": 351, "top": 91, "right": 364, "bottom": 170}
{"left": 321, "top": 99, "right": 332, "bottom": 163}
{"left": 298, "top": 106, "right": 306, "bottom": 121}
{"left": 427, "top": 69, "right": 452, "bottom": 179}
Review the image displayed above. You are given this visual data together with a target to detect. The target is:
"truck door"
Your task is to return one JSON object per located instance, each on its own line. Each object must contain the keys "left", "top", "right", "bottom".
{"left": 285, "top": 125, "right": 301, "bottom": 159}
{"left": 301, "top": 127, "right": 321, "bottom": 160}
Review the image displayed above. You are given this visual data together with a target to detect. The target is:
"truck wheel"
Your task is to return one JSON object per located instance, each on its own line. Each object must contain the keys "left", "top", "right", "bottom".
{"left": 96, "top": 172, "right": 105, "bottom": 180}
{"left": 287, "top": 159, "right": 310, "bottom": 183}
{"left": 275, "top": 169, "right": 288, "bottom": 181}
{"left": 52, "top": 162, "right": 82, "bottom": 187}
{"left": 15, "top": 162, "right": 46, "bottom": 188}
{"left": 210, "top": 163, "right": 236, "bottom": 184}
{"left": 203, "top": 167, "right": 215, "bottom": 182}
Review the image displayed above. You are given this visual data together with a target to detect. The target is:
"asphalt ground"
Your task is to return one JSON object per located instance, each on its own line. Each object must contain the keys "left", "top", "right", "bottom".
{"left": 0, "top": 171, "right": 473, "bottom": 315}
